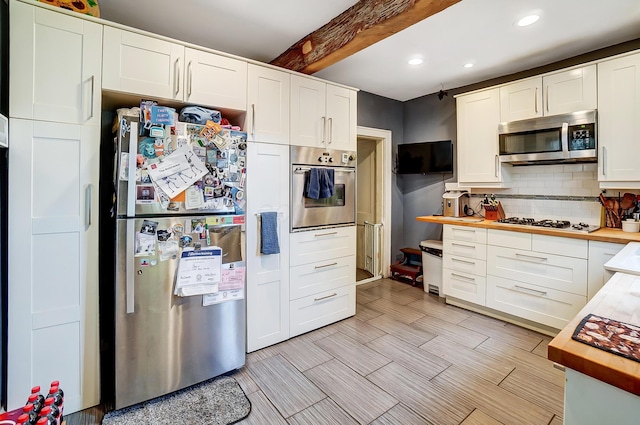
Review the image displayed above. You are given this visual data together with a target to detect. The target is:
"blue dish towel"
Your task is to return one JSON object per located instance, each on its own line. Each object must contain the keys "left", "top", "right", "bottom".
{"left": 260, "top": 212, "right": 280, "bottom": 255}
{"left": 320, "top": 168, "right": 335, "bottom": 199}
{"left": 306, "top": 168, "right": 335, "bottom": 199}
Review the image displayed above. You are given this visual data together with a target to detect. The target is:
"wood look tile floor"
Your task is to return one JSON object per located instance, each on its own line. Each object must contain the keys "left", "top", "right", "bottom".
{"left": 66, "top": 278, "right": 564, "bottom": 424}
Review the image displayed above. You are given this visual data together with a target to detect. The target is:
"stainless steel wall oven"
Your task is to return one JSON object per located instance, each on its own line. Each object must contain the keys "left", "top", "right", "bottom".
{"left": 290, "top": 146, "right": 356, "bottom": 232}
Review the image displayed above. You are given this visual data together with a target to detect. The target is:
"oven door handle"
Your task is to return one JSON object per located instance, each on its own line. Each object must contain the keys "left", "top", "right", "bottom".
{"left": 294, "top": 166, "right": 355, "bottom": 174}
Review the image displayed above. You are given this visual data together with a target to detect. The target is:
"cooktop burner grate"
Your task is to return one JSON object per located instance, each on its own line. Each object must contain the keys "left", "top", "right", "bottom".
{"left": 496, "top": 217, "right": 599, "bottom": 233}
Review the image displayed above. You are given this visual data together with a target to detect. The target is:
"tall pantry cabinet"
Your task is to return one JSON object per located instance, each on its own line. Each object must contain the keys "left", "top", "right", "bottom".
{"left": 7, "top": 0, "right": 101, "bottom": 413}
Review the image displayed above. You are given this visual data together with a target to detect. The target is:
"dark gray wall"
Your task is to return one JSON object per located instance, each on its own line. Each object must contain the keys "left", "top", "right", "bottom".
{"left": 401, "top": 93, "right": 457, "bottom": 250}
{"left": 356, "top": 91, "right": 404, "bottom": 260}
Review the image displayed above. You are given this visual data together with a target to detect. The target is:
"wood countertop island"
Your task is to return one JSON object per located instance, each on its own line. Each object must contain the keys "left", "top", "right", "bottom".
{"left": 416, "top": 215, "right": 640, "bottom": 244}
{"left": 547, "top": 272, "right": 640, "bottom": 424}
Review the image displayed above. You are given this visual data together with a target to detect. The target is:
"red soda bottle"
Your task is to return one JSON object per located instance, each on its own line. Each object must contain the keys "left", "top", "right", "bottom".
{"left": 37, "top": 406, "right": 56, "bottom": 425}
{"left": 43, "top": 398, "right": 60, "bottom": 424}
{"left": 30, "top": 386, "right": 45, "bottom": 413}
{"left": 17, "top": 414, "right": 30, "bottom": 424}
{"left": 22, "top": 403, "right": 38, "bottom": 424}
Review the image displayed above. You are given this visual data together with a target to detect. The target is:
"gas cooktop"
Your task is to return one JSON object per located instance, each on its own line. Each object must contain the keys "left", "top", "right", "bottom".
{"left": 495, "top": 217, "right": 600, "bottom": 233}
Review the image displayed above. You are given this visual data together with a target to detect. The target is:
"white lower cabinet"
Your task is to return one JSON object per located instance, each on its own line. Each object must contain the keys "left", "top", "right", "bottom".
{"left": 290, "top": 285, "right": 355, "bottom": 338}
{"left": 289, "top": 226, "right": 356, "bottom": 337}
{"left": 587, "top": 241, "right": 624, "bottom": 300}
{"left": 442, "top": 225, "right": 488, "bottom": 305}
{"left": 486, "top": 229, "right": 588, "bottom": 329}
{"left": 7, "top": 119, "right": 100, "bottom": 413}
{"left": 246, "top": 142, "right": 290, "bottom": 352}
{"left": 486, "top": 276, "right": 586, "bottom": 329}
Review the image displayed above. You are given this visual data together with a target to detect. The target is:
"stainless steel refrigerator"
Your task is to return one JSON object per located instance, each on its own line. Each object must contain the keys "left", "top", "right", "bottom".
{"left": 112, "top": 112, "right": 246, "bottom": 410}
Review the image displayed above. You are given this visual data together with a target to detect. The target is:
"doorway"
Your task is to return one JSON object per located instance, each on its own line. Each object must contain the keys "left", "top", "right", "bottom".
{"left": 355, "top": 126, "right": 392, "bottom": 285}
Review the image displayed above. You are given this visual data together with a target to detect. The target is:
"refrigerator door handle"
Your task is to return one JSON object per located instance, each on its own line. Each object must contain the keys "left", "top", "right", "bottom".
{"left": 127, "top": 122, "right": 139, "bottom": 217}
{"left": 126, "top": 219, "right": 136, "bottom": 314}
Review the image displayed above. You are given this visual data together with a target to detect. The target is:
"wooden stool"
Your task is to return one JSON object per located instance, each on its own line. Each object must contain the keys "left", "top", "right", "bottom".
{"left": 390, "top": 247, "right": 423, "bottom": 285}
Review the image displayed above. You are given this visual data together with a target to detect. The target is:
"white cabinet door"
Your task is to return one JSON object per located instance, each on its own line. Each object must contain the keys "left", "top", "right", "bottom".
{"left": 10, "top": 1, "right": 102, "bottom": 125}
{"left": 443, "top": 268, "right": 487, "bottom": 305}
{"left": 499, "top": 78, "right": 542, "bottom": 122}
{"left": 326, "top": 83, "right": 357, "bottom": 150}
{"left": 291, "top": 75, "right": 326, "bottom": 148}
{"left": 184, "top": 48, "right": 247, "bottom": 111}
{"left": 544, "top": 65, "right": 597, "bottom": 116}
{"left": 103, "top": 26, "right": 184, "bottom": 101}
{"left": 598, "top": 53, "right": 640, "bottom": 183}
{"left": 246, "top": 64, "right": 290, "bottom": 144}
{"left": 457, "top": 88, "right": 502, "bottom": 184}
{"left": 245, "top": 142, "right": 290, "bottom": 352}
{"left": 7, "top": 119, "right": 100, "bottom": 414}
{"left": 587, "top": 241, "right": 624, "bottom": 299}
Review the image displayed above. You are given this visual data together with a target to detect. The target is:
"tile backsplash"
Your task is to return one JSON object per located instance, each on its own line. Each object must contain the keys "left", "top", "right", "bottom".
{"left": 467, "top": 163, "right": 637, "bottom": 226}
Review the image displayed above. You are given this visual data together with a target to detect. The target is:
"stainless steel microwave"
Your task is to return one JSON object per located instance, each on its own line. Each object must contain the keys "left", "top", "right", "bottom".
{"left": 498, "top": 110, "right": 597, "bottom": 165}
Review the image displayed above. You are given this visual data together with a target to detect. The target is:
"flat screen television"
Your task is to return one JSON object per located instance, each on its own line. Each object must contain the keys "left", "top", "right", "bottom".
{"left": 397, "top": 140, "right": 453, "bottom": 174}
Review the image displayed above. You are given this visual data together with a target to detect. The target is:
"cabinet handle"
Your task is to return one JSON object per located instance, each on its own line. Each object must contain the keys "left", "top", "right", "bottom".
{"left": 328, "top": 117, "right": 333, "bottom": 145}
{"left": 321, "top": 116, "right": 326, "bottom": 144}
{"left": 187, "top": 61, "right": 193, "bottom": 97}
{"left": 314, "top": 293, "right": 338, "bottom": 302}
{"left": 534, "top": 87, "right": 538, "bottom": 113}
{"left": 545, "top": 85, "right": 550, "bottom": 113}
{"left": 452, "top": 257, "right": 475, "bottom": 265}
{"left": 514, "top": 285, "right": 547, "bottom": 296}
{"left": 174, "top": 58, "right": 180, "bottom": 96}
{"left": 602, "top": 146, "right": 607, "bottom": 176}
{"left": 452, "top": 228, "right": 474, "bottom": 233}
{"left": 315, "top": 262, "right": 338, "bottom": 269}
{"left": 127, "top": 122, "right": 139, "bottom": 217}
{"left": 314, "top": 231, "right": 338, "bottom": 237}
{"left": 87, "top": 75, "right": 95, "bottom": 121}
{"left": 495, "top": 154, "right": 499, "bottom": 178}
{"left": 451, "top": 273, "right": 475, "bottom": 282}
{"left": 85, "top": 184, "right": 92, "bottom": 229}
{"left": 251, "top": 103, "right": 256, "bottom": 139}
{"left": 515, "top": 253, "right": 548, "bottom": 261}
{"left": 451, "top": 242, "right": 473, "bottom": 248}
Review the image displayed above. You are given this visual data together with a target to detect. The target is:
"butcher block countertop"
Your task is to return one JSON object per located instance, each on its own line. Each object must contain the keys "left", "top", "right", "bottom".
{"left": 548, "top": 272, "right": 640, "bottom": 396}
{"left": 415, "top": 215, "right": 640, "bottom": 244}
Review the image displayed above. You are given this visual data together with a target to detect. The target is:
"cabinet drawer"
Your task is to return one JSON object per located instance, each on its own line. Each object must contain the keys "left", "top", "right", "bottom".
{"left": 532, "top": 234, "right": 588, "bottom": 259}
{"left": 443, "top": 254, "right": 487, "bottom": 276}
{"left": 487, "top": 246, "right": 587, "bottom": 296}
{"left": 290, "top": 255, "right": 355, "bottom": 300}
{"left": 444, "top": 225, "right": 487, "bottom": 244}
{"left": 487, "top": 276, "right": 586, "bottom": 330}
{"left": 290, "top": 285, "right": 355, "bottom": 338}
{"left": 443, "top": 268, "right": 486, "bottom": 305}
{"left": 443, "top": 239, "right": 487, "bottom": 260}
{"left": 488, "top": 229, "right": 531, "bottom": 250}
{"left": 290, "top": 226, "right": 356, "bottom": 266}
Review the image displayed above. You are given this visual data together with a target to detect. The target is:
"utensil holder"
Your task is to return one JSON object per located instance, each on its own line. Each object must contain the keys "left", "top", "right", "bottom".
{"left": 483, "top": 202, "right": 504, "bottom": 220}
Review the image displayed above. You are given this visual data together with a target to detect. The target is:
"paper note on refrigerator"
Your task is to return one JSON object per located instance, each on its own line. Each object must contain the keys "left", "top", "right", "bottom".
{"left": 174, "top": 246, "right": 222, "bottom": 296}
{"left": 146, "top": 146, "right": 207, "bottom": 199}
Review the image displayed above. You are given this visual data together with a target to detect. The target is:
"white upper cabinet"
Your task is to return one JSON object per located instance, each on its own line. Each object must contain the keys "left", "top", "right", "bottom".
{"left": 103, "top": 26, "right": 184, "bottom": 101}
{"left": 184, "top": 48, "right": 247, "bottom": 111}
{"left": 457, "top": 88, "right": 506, "bottom": 185}
{"left": 291, "top": 75, "right": 356, "bottom": 150}
{"left": 598, "top": 52, "right": 640, "bottom": 185}
{"left": 103, "top": 28, "right": 248, "bottom": 111}
{"left": 500, "top": 65, "right": 597, "bottom": 122}
{"left": 10, "top": 0, "right": 102, "bottom": 125}
{"left": 246, "top": 64, "right": 290, "bottom": 144}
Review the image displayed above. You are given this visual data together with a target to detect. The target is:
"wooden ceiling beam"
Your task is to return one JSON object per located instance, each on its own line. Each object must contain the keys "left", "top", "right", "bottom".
{"left": 270, "top": 0, "right": 462, "bottom": 74}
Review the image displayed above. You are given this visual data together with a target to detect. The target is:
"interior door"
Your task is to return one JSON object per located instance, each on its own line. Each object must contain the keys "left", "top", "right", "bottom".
{"left": 356, "top": 138, "right": 376, "bottom": 271}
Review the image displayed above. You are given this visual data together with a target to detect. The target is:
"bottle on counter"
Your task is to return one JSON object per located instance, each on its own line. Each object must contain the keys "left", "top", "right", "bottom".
{"left": 22, "top": 403, "right": 38, "bottom": 424}
{"left": 30, "top": 386, "right": 45, "bottom": 412}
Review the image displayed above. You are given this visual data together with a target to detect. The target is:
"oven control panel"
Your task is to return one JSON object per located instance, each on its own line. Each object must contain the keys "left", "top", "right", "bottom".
{"left": 292, "top": 145, "right": 356, "bottom": 167}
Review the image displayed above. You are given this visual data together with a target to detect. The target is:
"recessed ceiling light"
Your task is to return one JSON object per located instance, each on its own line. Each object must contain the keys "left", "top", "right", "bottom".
{"left": 464, "top": 63, "right": 474, "bottom": 68}
{"left": 516, "top": 14, "right": 540, "bottom": 27}
{"left": 408, "top": 58, "right": 423, "bottom": 66}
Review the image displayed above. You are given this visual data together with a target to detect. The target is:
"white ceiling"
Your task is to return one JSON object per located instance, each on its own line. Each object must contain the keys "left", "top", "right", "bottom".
{"left": 98, "top": 0, "right": 640, "bottom": 102}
